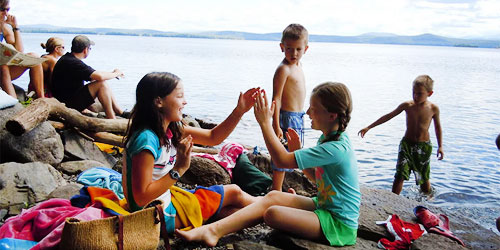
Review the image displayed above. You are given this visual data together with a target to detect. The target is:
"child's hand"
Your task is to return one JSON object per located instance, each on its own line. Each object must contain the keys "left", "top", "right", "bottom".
{"left": 285, "top": 128, "right": 301, "bottom": 152}
{"left": 358, "top": 127, "right": 370, "bottom": 138}
{"left": 437, "top": 147, "right": 444, "bottom": 160}
{"left": 235, "top": 87, "right": 260, "bottom": 114}
{"left": 253, "top": 90, "right": 274, "bottom": 126}
{"left": 175, "top": 135, "right": 193, "bottom": 173}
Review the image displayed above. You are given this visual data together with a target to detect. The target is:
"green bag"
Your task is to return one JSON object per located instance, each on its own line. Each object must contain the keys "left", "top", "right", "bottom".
{"left": 232, "top": 153, "right": 272, "bottom": 196}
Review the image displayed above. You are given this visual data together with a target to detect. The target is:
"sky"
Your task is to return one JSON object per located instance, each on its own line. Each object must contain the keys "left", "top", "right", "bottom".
{"left": 10, "top": 0, "right": 500, "bottom": 39}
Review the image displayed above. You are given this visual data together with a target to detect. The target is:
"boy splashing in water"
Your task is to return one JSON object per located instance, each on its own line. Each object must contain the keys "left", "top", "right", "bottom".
{"left": 359, "top": 75, "right": 443, "bottom": 194}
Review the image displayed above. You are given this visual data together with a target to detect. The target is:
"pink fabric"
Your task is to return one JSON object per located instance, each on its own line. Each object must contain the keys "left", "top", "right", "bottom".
{"left": 193, "top": 142, "right": 245, "bottom": 177}
{"left": 32, "top": 206, "right": 109, "bottom": 250}
{"left": 377, "top": 214, "right": 426, "bottom": 250}
{"left": 0, "top": 198, "right": 110, "bottom": 250}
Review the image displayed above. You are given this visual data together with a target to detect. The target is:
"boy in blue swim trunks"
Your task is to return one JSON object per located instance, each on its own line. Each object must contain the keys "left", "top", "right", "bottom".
{"left": 271, "top": 24, "right": 309, "bottom": 191}
{"left": 359, "top": 75, "right": 444, "bottom": 195}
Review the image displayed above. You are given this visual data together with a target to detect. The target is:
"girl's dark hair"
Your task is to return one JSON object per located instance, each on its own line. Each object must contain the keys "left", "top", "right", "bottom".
{"left": 312, "top": 82, "right": 353, "bottom": 143}
{"left": 0, "top": 0, "right": 9, "bottom": 8}
{"left": 124, "top": 72, "right": 184, "bottom": 149}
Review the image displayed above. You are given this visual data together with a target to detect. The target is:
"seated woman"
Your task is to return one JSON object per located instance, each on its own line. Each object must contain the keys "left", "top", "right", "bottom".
{"left": 39, "top": 37, "right": 65, "bottom": 97}
{"left": 123, "top": 72, "right": 260, "bottom": 234}
{"left": 0, "top": 0, "right": 44, "bottom": 99}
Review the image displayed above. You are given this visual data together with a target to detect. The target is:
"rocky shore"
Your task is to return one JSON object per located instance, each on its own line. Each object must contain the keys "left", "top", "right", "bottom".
{"left": 1, "top": 101, "right": 499, "bottom": 249}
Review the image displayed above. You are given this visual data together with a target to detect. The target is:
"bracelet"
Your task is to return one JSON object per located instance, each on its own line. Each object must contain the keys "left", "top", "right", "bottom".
{"left": 13, "top": 27, "right": 20, "bottom": 31}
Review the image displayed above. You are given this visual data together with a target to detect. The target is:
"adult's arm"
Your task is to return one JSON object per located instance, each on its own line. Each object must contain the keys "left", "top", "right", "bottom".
{"left": 90, "top": 69, "right": 124, "bottom": 82}
{"left": 3, "top": 16, "right": 23, "bottom": 52}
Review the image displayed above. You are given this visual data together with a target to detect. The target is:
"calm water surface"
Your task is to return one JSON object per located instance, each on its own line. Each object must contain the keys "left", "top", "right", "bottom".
{"left": 19, "top": 33, "right": 500, "bottom": 232}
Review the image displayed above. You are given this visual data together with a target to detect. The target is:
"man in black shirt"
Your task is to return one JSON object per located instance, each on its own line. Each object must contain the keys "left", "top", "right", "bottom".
{"left": 52, "top": 35, "right": 125, "bottom": 119}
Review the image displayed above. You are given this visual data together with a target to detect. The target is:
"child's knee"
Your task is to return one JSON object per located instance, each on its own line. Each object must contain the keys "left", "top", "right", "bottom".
{"left": 225, "top": 184, "right": 244, "bottom": 199}
{"left": 263, "top": 206, "right": 281, "bottom": 227}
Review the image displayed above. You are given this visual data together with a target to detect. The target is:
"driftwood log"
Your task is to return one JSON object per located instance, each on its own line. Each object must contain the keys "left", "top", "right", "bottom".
{"left": 49, "top": 119, "right": 220, "bottom": 154}
{"left": 7, "top": 98, "right": 224, "bottom": 154}
{"left": 6, "top": 98, "right": 128, "bottom": 136}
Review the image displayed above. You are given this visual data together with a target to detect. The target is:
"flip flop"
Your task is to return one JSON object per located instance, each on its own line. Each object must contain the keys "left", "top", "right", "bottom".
{"left": 414, "top": 206, "right": 465, "bottom": 246}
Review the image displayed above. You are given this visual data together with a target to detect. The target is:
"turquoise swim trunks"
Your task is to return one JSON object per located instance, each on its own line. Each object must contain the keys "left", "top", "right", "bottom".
{"left": 395, "top": 137, "right": 432, "bottom": 185}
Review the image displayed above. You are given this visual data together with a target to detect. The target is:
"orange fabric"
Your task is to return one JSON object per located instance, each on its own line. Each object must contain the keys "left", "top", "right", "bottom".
{"left": 193, "top": 189, "right": 222, "bottom": 221}
{"left": 87, "top": 186, "right": 119, "bottom": 203}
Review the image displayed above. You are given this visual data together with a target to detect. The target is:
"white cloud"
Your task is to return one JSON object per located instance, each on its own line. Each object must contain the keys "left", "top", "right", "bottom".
{"left": 9, "top": 0, "right": 500, "bottom": 39}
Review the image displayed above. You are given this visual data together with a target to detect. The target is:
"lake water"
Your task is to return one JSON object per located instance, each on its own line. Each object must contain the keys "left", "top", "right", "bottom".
{"left": 18, "top": 33, "right": 500, "bottom": 233}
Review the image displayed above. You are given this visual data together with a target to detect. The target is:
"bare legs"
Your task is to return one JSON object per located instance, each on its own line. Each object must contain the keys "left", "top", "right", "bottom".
{"left": 176, "top": 190, "right": 319, "bottom": 247}
{"left": 392, "top": 177, "right": 404, "bottom": 195}
{"left": 87, "top": 80, "right": 123, "bottom": 119}
{"left": 0, "top": 65, "right": 15, "bottom": 98}
{"left": 272, "top": 170, "right": 286, "bottom": 191}
{"left": 392, "top": 177, "right": 431, "bottom": 195}
{"left": 0, "top": 54, "right": 45, "bottom": 99}
{"left": 25, "top": 53, "right": 44, "bottom": 98}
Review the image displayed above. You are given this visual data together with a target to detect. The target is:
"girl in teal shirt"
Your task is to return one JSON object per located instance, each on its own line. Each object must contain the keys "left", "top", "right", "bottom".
{"left": 177, "top": 82, "right": 361, "bottom": 247}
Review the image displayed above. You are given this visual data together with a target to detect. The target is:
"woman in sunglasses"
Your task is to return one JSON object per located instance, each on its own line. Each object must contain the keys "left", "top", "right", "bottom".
{"left": 0, "top": 0, "right": 44, "bottom": 99}
{"left": 40, "top": 37, "right": 65, "bottom": 97}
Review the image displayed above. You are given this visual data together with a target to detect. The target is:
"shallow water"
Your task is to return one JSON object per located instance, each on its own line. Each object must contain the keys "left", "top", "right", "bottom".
{"left": 18, "top": 33, "right": 500, "bottom": 233}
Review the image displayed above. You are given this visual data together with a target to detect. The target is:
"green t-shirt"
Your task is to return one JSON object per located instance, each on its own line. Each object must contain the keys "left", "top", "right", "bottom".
{"left": 294, "top": 132, "right": 361, "bottom": 228}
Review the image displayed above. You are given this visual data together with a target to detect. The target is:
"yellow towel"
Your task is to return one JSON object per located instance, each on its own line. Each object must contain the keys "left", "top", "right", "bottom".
{"left": 94, "top": 197, "right": 130, "bottom": 215}
{"left": 170, "top": 186, "right": 202, "bottom": 230}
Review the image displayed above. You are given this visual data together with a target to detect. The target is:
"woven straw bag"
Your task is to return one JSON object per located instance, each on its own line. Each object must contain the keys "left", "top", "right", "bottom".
{"left": 60, "top": 201, "right": 170, "bottom": 250}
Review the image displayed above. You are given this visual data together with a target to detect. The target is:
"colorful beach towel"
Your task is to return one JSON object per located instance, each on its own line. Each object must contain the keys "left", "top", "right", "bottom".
{"left": 0, "top": 198, "right": 109, "bottom": 250}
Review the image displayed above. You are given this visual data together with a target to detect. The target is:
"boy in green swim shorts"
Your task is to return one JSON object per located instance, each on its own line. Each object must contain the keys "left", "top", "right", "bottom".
{"left": 358, "top": 75, "right": 444, "bottom": 194}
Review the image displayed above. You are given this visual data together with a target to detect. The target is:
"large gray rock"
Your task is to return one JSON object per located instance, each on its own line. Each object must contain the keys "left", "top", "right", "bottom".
{"left": 61, "top": 130, "right": 117, "bottom": 168}
{"left": 2, "top": 121, "right": 64, "bottom": 165}
{"left": 47, "top": 183, "right": 83, "bottom": 200}
{"left": 57, "top": 160, "right": 110, "bottom": 175}
{"left": 0, "top": 104, "right": 23, "bottom": 162}
{"left": 0, "top": 162, "right": 67, "bottom": 214}
{"left": 181, "top": 156, "right": 231, "bottom": 186}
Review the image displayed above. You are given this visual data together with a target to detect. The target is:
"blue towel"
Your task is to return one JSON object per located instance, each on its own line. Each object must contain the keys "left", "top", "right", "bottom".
{"left": 76, "top": 167, "right": 124, "bottom": 199}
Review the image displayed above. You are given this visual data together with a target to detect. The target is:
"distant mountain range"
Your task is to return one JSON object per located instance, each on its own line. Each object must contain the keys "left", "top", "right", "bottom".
{"left": 21, "top": 24, "right": 500, "bottom": 48}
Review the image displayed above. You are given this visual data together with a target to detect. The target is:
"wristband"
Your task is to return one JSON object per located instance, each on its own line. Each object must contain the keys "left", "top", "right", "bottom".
{"left": 13, "top": 27, "right": 20, "bottom": 31}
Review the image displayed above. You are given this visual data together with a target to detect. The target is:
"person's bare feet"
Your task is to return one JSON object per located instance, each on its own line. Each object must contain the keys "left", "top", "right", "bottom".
{"left": 175, "top": 225, "right": 220, "bottom": 247}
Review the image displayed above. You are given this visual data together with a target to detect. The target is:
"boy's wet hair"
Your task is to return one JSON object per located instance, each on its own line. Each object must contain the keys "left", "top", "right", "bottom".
{"left": 125, "top": 72, "right": 184, "bottom": 148}
{"left": 312, "top": 82, "right": 352, "bottom": 143}
{"left": 281, "top": 24, "right": 308, "bottom": 44}
{"left": 413, "top": 75, "right": 434, "bottom": 92}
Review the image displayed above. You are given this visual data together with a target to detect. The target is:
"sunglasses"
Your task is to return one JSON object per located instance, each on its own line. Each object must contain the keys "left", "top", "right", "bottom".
{"left": 0, "top": 7, "right": 10, "bottom": 12}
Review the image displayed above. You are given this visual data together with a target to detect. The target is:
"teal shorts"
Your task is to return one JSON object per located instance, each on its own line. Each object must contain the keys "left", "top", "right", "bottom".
{"left": 312, "top": 197, "right": 357, "bottom": 246}
{"left": 395, "top": 137, "right": 432, "bottom": 185}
